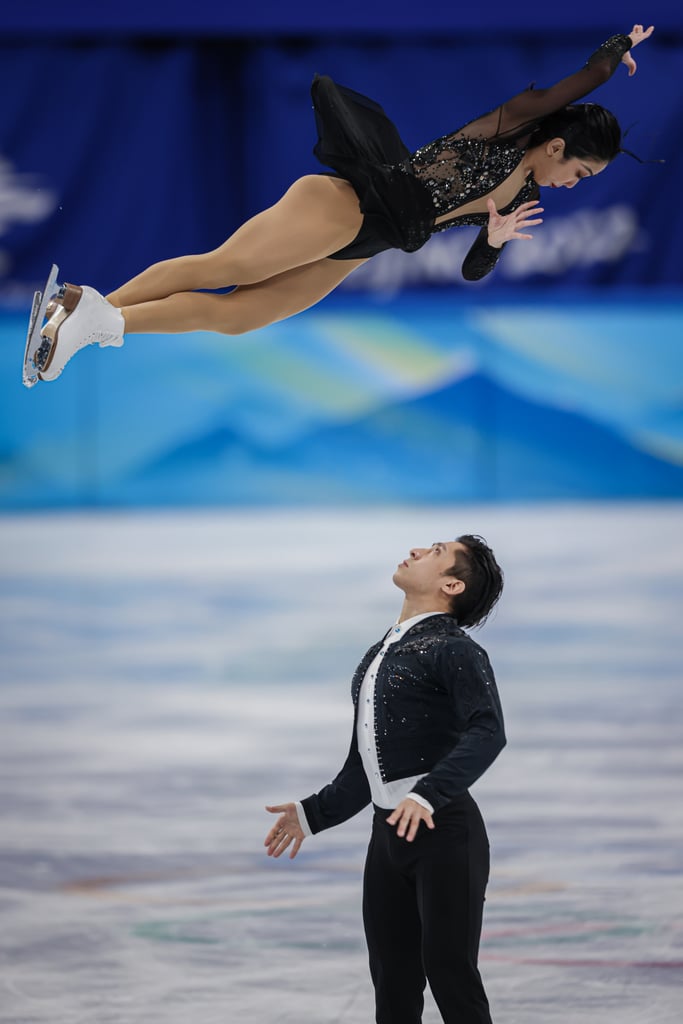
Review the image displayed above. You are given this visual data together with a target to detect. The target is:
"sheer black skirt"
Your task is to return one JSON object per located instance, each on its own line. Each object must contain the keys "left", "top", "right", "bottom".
{"left": 311, "top": 74, "right": 435, "bottom": 259}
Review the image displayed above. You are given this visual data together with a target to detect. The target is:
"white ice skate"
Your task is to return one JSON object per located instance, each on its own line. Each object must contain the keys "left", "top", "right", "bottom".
{"left": 22, "top": 266, "right": 124, "bottom": 387}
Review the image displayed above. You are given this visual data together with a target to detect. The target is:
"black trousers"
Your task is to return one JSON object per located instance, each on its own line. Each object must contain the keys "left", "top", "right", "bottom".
{"left": 362, "top": 794, "right": 493, "bottom": 1024}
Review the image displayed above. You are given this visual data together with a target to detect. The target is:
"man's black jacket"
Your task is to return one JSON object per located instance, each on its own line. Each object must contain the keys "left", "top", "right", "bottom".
{"left": 301, "top": 614, "right": 506, "bottom": 834}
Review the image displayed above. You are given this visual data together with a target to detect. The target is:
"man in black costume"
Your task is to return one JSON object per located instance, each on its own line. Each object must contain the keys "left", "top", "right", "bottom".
{"left": 265, "top": 534, "right": 506, "bottom": 1024}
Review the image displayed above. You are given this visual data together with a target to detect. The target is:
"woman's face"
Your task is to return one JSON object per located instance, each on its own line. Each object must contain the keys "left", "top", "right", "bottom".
{"left": 529, "top": 137, "right": 608, "bottom": 189}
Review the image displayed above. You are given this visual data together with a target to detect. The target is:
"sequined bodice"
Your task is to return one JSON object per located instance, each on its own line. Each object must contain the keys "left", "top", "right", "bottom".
{"left": 313, "top": 33, "right": 632, "bottom": 260}
{"left": 404, "top": 32, "right": 632, "bottom": 238}
{"left": 409, "top": 135, "right": 537, "bottom": 233}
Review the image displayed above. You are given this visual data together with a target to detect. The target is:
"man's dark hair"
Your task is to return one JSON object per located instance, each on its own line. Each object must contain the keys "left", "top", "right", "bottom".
{"left": 444, "top": 534, "right": 504, "bottom": 628}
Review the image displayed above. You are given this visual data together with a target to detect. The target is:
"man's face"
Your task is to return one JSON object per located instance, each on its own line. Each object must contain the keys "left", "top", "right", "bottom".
{"left": 393, "top": 541, "right": 467, "bottom": 601}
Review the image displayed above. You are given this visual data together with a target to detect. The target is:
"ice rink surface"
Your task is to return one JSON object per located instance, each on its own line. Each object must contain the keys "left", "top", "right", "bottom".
{"left": 1, "top": 503, "right": 682, "bottom": 1023}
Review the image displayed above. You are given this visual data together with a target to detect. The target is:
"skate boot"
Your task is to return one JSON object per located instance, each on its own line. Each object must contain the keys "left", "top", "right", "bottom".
{"left": 34, "top": 284, "right": 125, "bottom": 382}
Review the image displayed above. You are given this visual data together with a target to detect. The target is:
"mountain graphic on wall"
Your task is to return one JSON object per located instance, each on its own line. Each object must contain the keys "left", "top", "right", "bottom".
{"left": 122, "top": 371, "right": 683, "bottom": 504}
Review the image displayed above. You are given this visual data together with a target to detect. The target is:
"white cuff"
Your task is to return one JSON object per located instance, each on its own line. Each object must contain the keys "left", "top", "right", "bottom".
{"left": 407, "top": 792, "right": 434, "bottom": 815}
{"left": 295, "top": 801, "right": 313, "bottom": 838}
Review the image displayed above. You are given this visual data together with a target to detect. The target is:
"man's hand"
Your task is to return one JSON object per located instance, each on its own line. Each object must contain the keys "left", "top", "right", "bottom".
{"left": 264, "top": 803, "right": 305, "bottom": 859}
{"left": 622, "top": 24, "right": 654, "bottom": 77}
{"left": 386, "top": 797, "right": 435, "bottom": 842}
{"left": 486, "top": 198, "right": 543, "bottom": 248}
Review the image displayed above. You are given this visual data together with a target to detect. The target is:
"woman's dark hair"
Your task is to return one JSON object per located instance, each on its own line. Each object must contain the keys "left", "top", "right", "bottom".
{"left": 527, "top": 102, "right": 622, "bottom": 164}
{"left": 444, "top": 535, "right": 504, "bottom": 629}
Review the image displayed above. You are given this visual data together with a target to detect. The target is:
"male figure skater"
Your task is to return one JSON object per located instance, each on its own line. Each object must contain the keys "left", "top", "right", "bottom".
{"left": 264, "top": 534, "right": 506, "bottom": 1024}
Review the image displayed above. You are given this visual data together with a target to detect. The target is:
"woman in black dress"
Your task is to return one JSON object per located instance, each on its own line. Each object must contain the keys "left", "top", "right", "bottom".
{"left": 37, "top": 24, "right": 653, "bottom": 382}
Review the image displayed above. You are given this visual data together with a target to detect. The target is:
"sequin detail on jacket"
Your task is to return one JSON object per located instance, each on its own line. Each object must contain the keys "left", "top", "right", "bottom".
{"left": 300, "top": 615, "right": 506, "bottom": 835}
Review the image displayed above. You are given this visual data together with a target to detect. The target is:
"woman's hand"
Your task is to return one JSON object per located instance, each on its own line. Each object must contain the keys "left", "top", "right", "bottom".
{"left": 486, "top": 198, "right": 544, "bottom": 249}
{"left": 622, "top": 24, "right": 654, "bottom": 77}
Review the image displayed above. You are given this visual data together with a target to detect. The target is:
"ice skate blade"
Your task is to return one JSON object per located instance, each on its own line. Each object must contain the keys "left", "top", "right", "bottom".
{"left": 22, "top": 263, "right": 60, "bottom": 388}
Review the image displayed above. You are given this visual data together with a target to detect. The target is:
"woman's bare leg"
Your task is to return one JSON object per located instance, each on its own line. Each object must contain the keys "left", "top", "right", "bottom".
{"left": 106, "top": 176, "right": 363, "bottom": 308}
{"left": 119, "top": 256, "right": 368, "bottom": 336}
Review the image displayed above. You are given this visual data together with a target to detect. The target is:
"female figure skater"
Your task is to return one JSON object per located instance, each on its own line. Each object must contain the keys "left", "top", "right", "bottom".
{"left": 35, "top": 24, "right": 653, "bottom": 382}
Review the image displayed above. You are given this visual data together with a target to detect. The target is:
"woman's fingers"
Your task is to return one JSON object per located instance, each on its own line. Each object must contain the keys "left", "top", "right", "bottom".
{"left": 625, "top": 24, "right": 654, "bottom": 73}
{"left": 630, "top": 24, "right": 654, "bottom": 44}
{"left": 488, "top": 201, "right": 543, "bottom": 224}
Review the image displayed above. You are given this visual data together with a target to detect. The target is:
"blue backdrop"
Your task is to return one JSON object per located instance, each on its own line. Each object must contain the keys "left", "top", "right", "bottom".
{"left": 1, "top": 0, "right": 680, "bottom": 34}
{"left": 2, "top": 291, "right": 682, "bottom": 507}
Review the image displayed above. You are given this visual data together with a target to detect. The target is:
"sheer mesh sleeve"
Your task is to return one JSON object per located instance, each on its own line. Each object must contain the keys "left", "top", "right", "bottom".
{"left": 459, "top": 34, "right": 633, "bottom": 141}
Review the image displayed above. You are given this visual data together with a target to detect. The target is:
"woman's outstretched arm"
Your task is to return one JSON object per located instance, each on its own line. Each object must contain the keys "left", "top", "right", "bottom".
{"left": 460, "top": 24, "right": 654, "bottom": 141}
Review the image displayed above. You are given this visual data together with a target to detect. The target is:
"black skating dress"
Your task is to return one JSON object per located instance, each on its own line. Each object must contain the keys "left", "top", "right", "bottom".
{"left": 311, "top": 34, "right": 632, "bottom": 279}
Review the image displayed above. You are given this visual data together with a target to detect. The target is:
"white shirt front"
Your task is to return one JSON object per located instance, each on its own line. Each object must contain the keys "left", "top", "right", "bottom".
{"left": 297, "top": 612, "right": 440, "bottom": 836}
